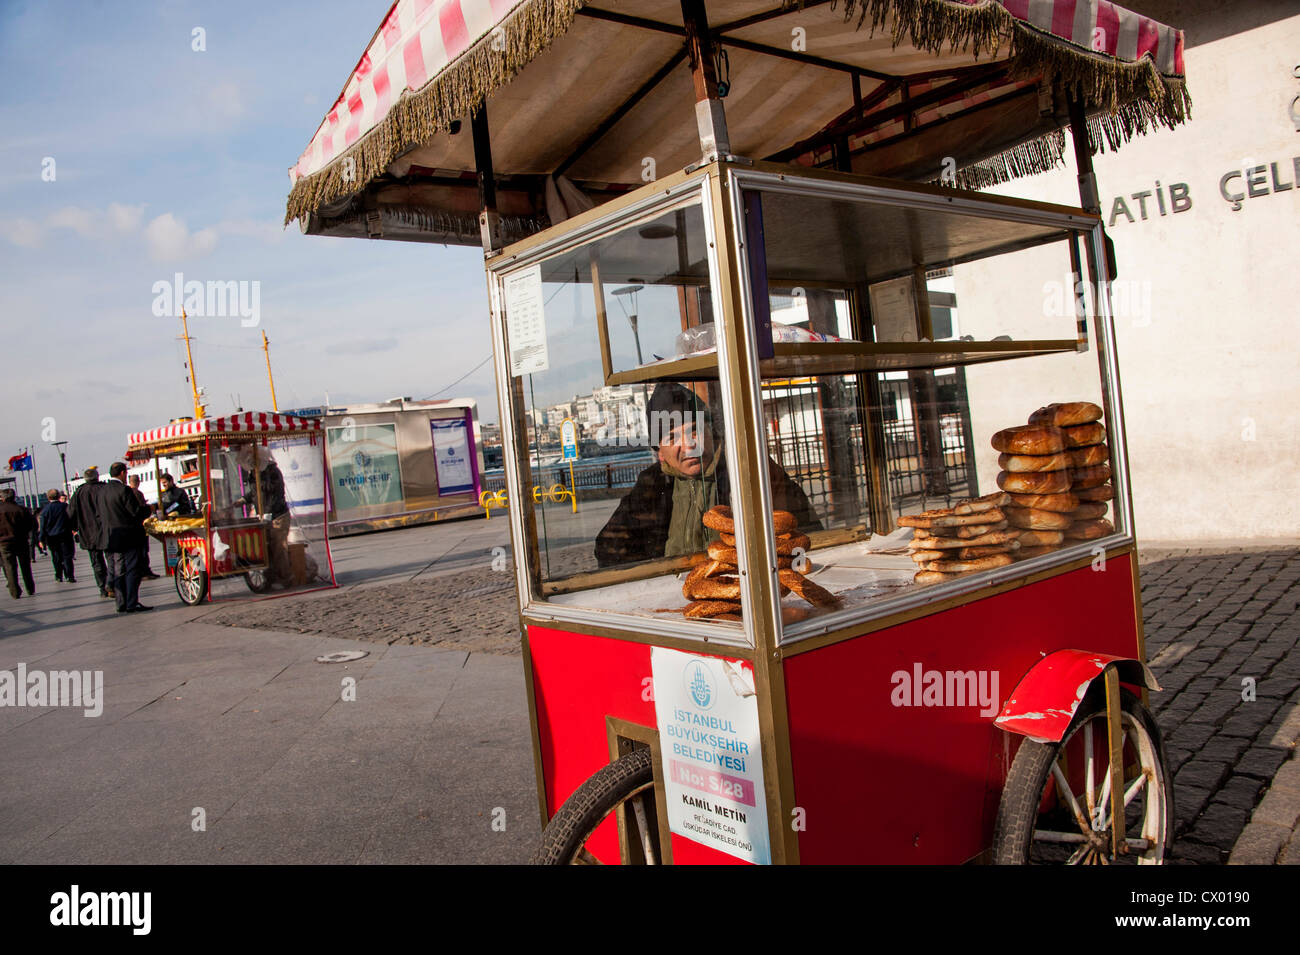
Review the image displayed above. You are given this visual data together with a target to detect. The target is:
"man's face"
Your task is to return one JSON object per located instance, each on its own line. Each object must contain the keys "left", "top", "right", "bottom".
{"left": 160, "top": 478, "right": 173, "bottom": 491}
{"left": 657, "top": 420, "right": 714, "bottom": 477}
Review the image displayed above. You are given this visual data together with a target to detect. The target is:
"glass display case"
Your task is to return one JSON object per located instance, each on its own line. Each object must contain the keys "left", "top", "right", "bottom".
{"left": 488, "top": 161, "right": 1125, "bottom": 648}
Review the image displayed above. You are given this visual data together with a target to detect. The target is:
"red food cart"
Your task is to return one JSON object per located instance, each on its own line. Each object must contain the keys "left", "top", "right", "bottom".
{"left": 127, "top": 413, "right": 337, "bottom": 605}
{"left": 286, "top": 0, "right": 1190, "bottom": 863}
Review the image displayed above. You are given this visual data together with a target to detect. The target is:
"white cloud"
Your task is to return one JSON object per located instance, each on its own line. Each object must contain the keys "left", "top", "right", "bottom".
{"left": 206, "top": 81, "right": 244, "bottom": 122}
{"left": 216, "top": 218, "right": 285, "bottom": 243}
{"left": 144, "top": 212, "right": 218, "bottom": 262}
{"left": 2, "top": 217, "right": 45, "bottom": 247}
{"left": 108, "top": 202, "right": 145, "bottom": 232}
{"left": 47, "top": 205, "right": 96, "bottom": 236}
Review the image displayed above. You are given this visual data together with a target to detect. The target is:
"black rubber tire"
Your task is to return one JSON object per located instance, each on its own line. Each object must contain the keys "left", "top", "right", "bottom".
{"left": 993, "top": 688, "right": 1171, "bottom": 864}
{"left": 532, "top": 748, "right": 657, "bottom": 865}
{"left": 244, "top": 568, "right": 272, "bottom": 593}
{"left": 174, "top": 552, "right": 208, "bottom": 606}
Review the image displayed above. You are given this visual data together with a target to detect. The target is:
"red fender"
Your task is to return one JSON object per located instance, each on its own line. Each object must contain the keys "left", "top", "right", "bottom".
{"left": 995, "top": 649, "right": 1160, "bottom": 743}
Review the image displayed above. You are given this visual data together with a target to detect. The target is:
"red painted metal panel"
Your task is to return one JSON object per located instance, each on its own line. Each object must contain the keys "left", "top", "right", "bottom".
{"left": 782, "top": 554, "right": 1139, "bottom": 864}
{"left": 527, "top": 626, "right": 745, "bottom": 865}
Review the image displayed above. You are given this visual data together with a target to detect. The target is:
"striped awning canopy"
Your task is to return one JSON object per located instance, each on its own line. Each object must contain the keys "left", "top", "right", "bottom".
{"left": 127, "top": 413, "right": 323, "bottom": 455}
{"left": 286, "top": 0, "right": 1188, "bottom": 246}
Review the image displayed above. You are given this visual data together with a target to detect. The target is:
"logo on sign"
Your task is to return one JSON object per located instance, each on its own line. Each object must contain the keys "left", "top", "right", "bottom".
{"left": 686, "top": 660, "right": 714, "bottom": 710}
{"left": 353, "top": 450, "right": 371, "bottom": 468}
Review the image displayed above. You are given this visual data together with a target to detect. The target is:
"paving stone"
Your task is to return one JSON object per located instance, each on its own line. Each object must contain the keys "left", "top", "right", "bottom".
{"left": 1252, "top": 787, "right": 1300, "bottom": 830}
{"left": 1228, "top": 823, "right": 1289, "bottom": 865}
{"left": 1236, "top": 746, "right": 1294, "bottom": 780}
{"left": 1213, "top": 775, "right": 1266, "bottom": 813}
{"left": 1166, "top": 722, "right": 1215, "bottom": 751}
{"left": 1219, "top": 701, "right": 1284, "bottom": 738}
{"left": 1173, "top": 785, "right": 1213, "bottom": 832}
{"left": 1187, "top": 801, "right": 1249, "bottom": 849}
{"left": 1170, "top": 838, "right": 1224, "bottom": 864}
{"left": 1272, "top": 758, "right": 1300, "bottom": 793}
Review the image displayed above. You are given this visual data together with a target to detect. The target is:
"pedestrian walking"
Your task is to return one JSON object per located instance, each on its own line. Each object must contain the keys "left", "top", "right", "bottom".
{"left": 102, "top": 462, "right": 152, "bottom": 613}
{"left": 0, "top": 487, "right": 36, "bottom": 599}
{"left": 127, "top": 474, "right": 160, "bottom": 579}
{"left": 37, "top": 489, "right": 76, "bottom": 583}
{"left": 67, "top": 466, "right": 113, "bottom": 599}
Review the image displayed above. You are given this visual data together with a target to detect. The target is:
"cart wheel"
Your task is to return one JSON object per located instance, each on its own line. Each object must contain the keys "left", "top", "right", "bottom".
{"left": 244, "top": 568, "right": 272, "bottom": 593}
{"left": 531, "top": 748, "right": 662, "bottom": 865}
{"left": 174, "top": 551, "right": 208, "bottom": 605}
{"left": 993, "top": 689, "right": 1171, "bottom": 865}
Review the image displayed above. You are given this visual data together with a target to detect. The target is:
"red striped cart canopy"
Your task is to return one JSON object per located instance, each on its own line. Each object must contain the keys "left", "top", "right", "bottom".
{"left": 286, "top": 0, "right": 1189, "bottom": 245}
{"left": 126, "top": 413, "right": 323, "bottom": 458}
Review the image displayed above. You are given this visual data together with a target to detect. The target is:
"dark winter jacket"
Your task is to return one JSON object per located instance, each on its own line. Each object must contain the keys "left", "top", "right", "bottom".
{"left": 67, "top": 479, "right": 110, "bottom": 551}
{"left": 595, "top": 454, "right": 822, "bottom": 566}
{"left": 98, "top": 480, "right": 151, "bottom": 553}
{"left": 159, "top": 485, "right": 194, "bottom": 516}
{"left": 0, "top": 500, "right": 34, "bottom": 544}
{"left": 38, "top": 500, "right": 72, "bottom": 540}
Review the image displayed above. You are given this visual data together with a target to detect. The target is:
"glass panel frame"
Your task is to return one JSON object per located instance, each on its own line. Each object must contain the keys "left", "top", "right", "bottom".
{"left": 722, "top": 166, "right": 1134, "bottom": 648}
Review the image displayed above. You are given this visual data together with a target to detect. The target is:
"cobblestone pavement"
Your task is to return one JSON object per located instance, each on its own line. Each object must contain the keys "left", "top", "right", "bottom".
{"left": 1137, "top": 546, "right": 1300, "bottom": 865}
{"left": 208, "top": 539, "right": 1300, "bottom": 863}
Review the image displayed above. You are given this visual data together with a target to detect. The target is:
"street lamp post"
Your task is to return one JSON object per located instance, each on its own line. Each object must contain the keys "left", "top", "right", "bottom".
{"left": 51, "top": 440, "right": 70, "bottom": 497}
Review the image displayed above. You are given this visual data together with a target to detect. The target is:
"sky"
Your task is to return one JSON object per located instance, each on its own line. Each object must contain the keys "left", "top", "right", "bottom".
{"left": 0, "top": 0, "right": 495, "bottom": 491}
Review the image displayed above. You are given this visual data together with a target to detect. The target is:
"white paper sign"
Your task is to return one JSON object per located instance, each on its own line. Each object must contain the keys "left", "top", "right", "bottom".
{"left": 269, "top": 437, "right": 326, "bottom": 516}
{"left": 868, "top": 276, "right": 920, "bottom": 342}
{"left": 431, "top": 417, "right": 474, "bottom": 495}
{"left": 503, "top": 265, "right": 549, "bottom": 375}
{"left": 651, "top": 647, "right": 770, "bottom": 865}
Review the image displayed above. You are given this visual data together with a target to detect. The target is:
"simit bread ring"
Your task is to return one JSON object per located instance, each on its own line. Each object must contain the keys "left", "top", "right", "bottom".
{"left": 684, "top": 600, "right": 743, "bottom": 619}
{"left": 997, "top": 470, "right": 1071, "bottom": 494}
{"left": 908, "top": 529, "right": 1020, "bottom": 549}
{"left": 687, "top": 575, "right": 741, "bottom": 600}
{"left": 1065, "top": 518, "right": 1114, "bottom": 540}
{"left": 998, "top": 452, "right": 1072, "bottom": 473}
{"left": 720, "top": 532, "right": 736, "bottom": 546}
{"left": 953, "top": 491, "right": 1010, "bottom": 514}
{"left": 1061, "top": 422, "right": 1106, "bottom": 447}
{"left": 920, "top": 553, "right": 1014, "bottom": 573}
{"left": 1007, "top": 491, "right": 1078, "bottom": 513}
{"left": 778, "top": 568, "right": 840, "bottom": 608}
{"left": 771, "top": 511, "right": 798, "bottom": 534}
{"left": 1069, "top": 464, "right": 1112, "bottom": 489}
{"left": 702, "top": 505, "right": 735, "bottom": 534}
{"left": 1075, "top": 483, "right": 1115, "bottom": 502}
{"left": 1014, "top": 529, "right": 1065, "bottom": 547}
{"left": 1068, "top": 444, "right": 1109, "bottom": 467}
{"left": 1005, "top": 506, "right": 1073, "bottom": 530}
{"left": 1028, "top": 402, "right": 1103, "bottom": 428}
{"left": 990, "top": 425, "right": 1066, "bottom": 455}
{"left": 775, "top": 533, "right": 811, "bottom": 556}
{"left": 1070, "top": 502, "right": 1109, "bottom": 521}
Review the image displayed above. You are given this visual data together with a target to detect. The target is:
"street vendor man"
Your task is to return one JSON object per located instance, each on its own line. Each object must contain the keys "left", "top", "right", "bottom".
{"left": 157, "top": 473, "right": 194, "bottom": 516}
{"left": 235, "top": 445, "right": 293, "bottom": 584}
{"left": 595, "top": 382, "right": 821, "bottom": 566}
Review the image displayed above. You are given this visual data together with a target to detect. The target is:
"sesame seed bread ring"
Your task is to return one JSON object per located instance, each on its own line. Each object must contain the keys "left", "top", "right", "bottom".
{"left": 1007, "top": 491, "right": 1078, "bottom": 513}
{"left": 951, "top": 519, "right": 1008, "bottom": 539}
{"left": 915, "top": 570, "right": 961, "bottom": 585}
{"left": 953, "top": 491, "right": 1011, "bottom": 514}
{"left": 720, "top": 532, "right": 736, "bottom": 546}
{"left": 706, "top": 541, "right": 739, "bottom": 563}
{"left": 1062, "top": 422, "right": 1106, "bottom": 447}
{"left": 1070, "top": 502, "right": 1109, "bottom": 521}
{"left": 1069, "top": 464, "right": 1112, "bottom": 489}
{"left": 1075, "top": 483, "right": 1116, "bottom": 502}
{"left": 778, "top": 568, "right": 840, "bottom": 608}
{"left": 684, "top": 600, "right": 743, "bottom": 619}
{"left": 997, "top": 470, "right": 1071, "bottom": 494}
{"left": 910, "top": 550, "right": 945, "bottom": 563}
{"left": 1065, "top": 518, "right": 1115, "bottom": 540}
{"left": 958, "top": 541, "right": 1020, "bottom": 559}
{"left": 921, "top": 553, "right": 1015, "bottom": 574}
{"left": 1068, "top": 444, "right": 1109, "bottom": 467}
{"left": 771, "top": 511, "right": 798, "bottom": 534}
{"left": 1005, "top": 505, "right": 1073, "bottom": 530}
{"left": 701, "top": 505, "right": 735, "bottom": 534}
{"left": 908, "top": 529, "right": 1020, "bottom": 549}
{"left": 775, "top": 533, "right": 811, "bottom": 556}
{"left": 899, "top": 508, "right": 1005, "bottom": 529}
{"left": 1014, "top": 529, "right": 1065, "bottom": 547}
{"left": 1028, "top": 402, "right": 1104, "bottom": 428}
{"left": 998, "top": 452, "right": 1072, "bottom": 473}
{"left": 990, "top": 425, "right": 1066, "bottom": 455}
{"left": 687, "top": 575, "right": 742, "bottom": 600}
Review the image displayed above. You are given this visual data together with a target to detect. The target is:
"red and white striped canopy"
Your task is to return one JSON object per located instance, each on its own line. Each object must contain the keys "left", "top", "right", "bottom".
{"left": 287, "top": 0, "right": 1189, "bottom": 242}
{"left": 128, "top": 413, "right": 323, "bottom": 451}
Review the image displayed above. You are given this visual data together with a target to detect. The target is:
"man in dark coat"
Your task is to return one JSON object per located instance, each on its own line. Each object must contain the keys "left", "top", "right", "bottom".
{"left": 38, "top": 489, "right": 76, "bottom": 583}
{"left": 595, "top": 383, "right": 822, "bottom": 566}
{"left": 67, "top": 466, "right": 113, "bottom": 598}
{"left": 158, "top": 473, "right": 194, "bottom": 516}
{"left": 102, "top": 462, "right": 152, "bottom": 613}
{"left": 127, "top": 474, "right": 160, "bottom": 579}
{"left": 236, "top": 446, "right": 293, "bottom": 585}
{"left": 0, "top": 488, "right": 36, "bottom": 598}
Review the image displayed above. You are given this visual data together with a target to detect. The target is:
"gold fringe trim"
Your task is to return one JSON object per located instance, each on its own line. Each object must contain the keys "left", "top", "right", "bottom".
{"left": 286, "top": 0, "right": 1191, "bottom": 223}
{"left": 285, "top": 0, "right": 587, "bottom": 226}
